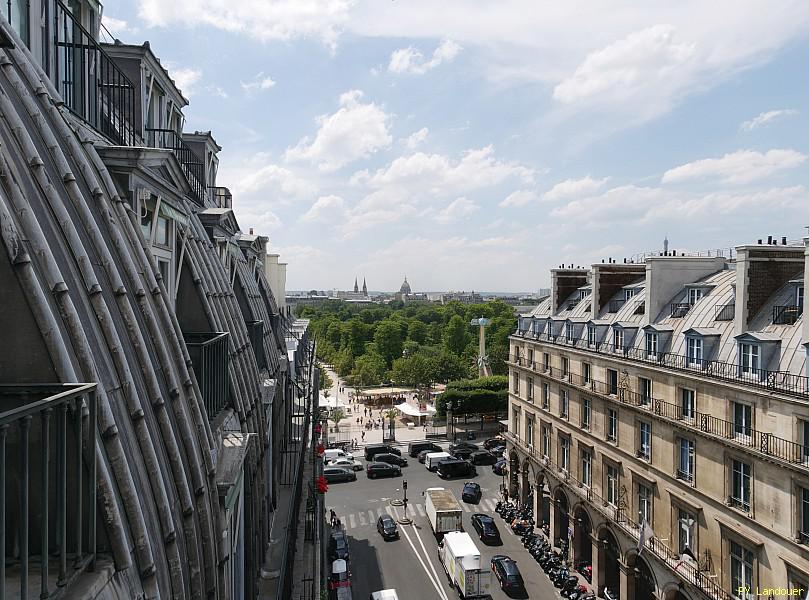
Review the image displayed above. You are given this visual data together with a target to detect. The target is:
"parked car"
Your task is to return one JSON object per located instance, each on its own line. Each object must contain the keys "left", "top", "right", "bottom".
{"left": 327, "top": 457, "right": 363, "bottom": 471}
{"left": 408, "top": 441, "right": 442, "bottom": 457}
{"left": 491, "top": 555, "right": 526, "bottom": 596}
{"left": 376, "top": 514, "right": 399, "bottom": 540}
{"left": 483, "top": 436, "right": 505, "bottom": 450}
{"left": 323, "top": 467, "right": 357, "bottom": 483}
{"left": 364, "top": 443, "right": 402, "bottom": 461}
{"left": 373, "top": 453, "right": 408, "bottom": 467}
{"left": 367, "top": 463, "right": 402, "bottom": 479}
{"left": 436, "top": 458, "right": 476, "bottom": 479}
{"left": 417, "top": 449, "right": 433, "bottom": 463}
{"left": 449, "top": 441, "right": 478, "bottom": 453}
{"left": 450, "top": 447, "right": 476, "bottom": 460}
{"left": 490, "top": 444, "right": 506, "bottom": 457}
{"left": 328, "top": 559, "right": 351, "bottom": 591}
{"left": 472, "top": 514, "right": 500, "bottom": 544}
{"left": 492, "top": 460, "right": 507, "bottom": 476}
{"left": 328, "top": 529, "right": 350, "bottom": 561}
{"left": 469, "top": 450, "right": 498, "bottom": 465}
{"left": 461, "top": 481, "right": 482, "bottom": 504}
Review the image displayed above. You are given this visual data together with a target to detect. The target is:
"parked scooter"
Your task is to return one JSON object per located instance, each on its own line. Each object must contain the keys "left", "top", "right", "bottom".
{"left": 603, "top": 588, "right": 618, "bottom": 600}
{"left": 560, "top": 576, "right": 580, "bottom": 597}
{"left": 553, "top": 568, "right": 571, "bottom": 588}
{"left": 568, "top": 585, "right": 590, "bottom": 600}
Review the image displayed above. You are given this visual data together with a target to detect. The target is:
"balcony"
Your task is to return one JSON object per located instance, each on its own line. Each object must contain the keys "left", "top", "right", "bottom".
{"left": 670, "top": 303, "right": 691, "bottom": 318}
{"left": 676, "top": 469, "right": 694, "bottom": 483}
{"left": 773, "top": 305, "right": 802, "bottom": 325}
{"left": 0, "top": 383, "right": 98, "bottom": 599}
{"left": 798, "top": 530, "right": 809, "bottom": 545}
{"left": 184, "top": 332, "right": 230, "bottom": 419}
{"left": 714, "top": 303, "right": 735, "bottom": 321}
{"left": 145, "top": 129, "right": 206, "bottom": 203}
{"left": 55, "top": 1, "right": 136, "bottom": 145}
{"left": 247, "top": 321, "right": 267, "bottom": 370}
{"left": 727, "top": 496, "right": 750, "bottom": 513}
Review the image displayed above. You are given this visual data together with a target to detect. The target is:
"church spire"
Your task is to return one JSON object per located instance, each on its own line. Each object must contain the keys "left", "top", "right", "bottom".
{"left": 362, "top": 277, "right": 367, "bottom": 296}
{"left": 353, "top": 277, "right": 358, "bottom": 293}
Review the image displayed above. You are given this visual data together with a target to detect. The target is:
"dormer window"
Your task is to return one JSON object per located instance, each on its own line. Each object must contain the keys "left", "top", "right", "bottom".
{"left": 565, "top": 322, "right": 574, "bottom": 342}
{"left": 686, "top": 337, "right": 703, "bottom": 365}
{"left": 739, "top": 343, "right": 760, "bottom": 374}
{"left": 579, "top": 289, "right": 589, "bottom": 299}
{"left": 614, "top": 329, "right": 624, "bottom": 352}
{"left": 645, "top": 332, "right": 658, "bottom": 358}
{"left": 798, "top": 286, "right": 804, "bottom": 311}
{"left": 624, "top": 289, "right": 636, "bottom": 301}
{"left": 587, "top": 326, "right": 596, "bottom": 347}
{"left": 688, "top": 288, "right": 704, "bottom": 305}
{"left": 546, "top": 322, "right": 554, "bottom": 339}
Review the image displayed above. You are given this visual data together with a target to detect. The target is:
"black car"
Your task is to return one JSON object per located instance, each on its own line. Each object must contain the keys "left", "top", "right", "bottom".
{"left": 417, "top": 449, "right": 432, "bottom": 463}
{"left": 469, "top": 450, "right": 498, "bottom": 465}
{"left": 490, "top": 444, "right": 506, "bottom": 457}
{"left": 461, "top": 481, "right": 482, "bottom": 504}
{"left": 374, "top": 453, "right": 408, "bottom": 467}
{"left": 449, "top": 441, "right": 478, "bottom": 453}
{"left": 492, "top": 460, "right": 507, "bottom": 476}
{"left": 491, "top": 555, "right": 526, "bottom": 596}
{"left": 366, "top": 463, "right": 402, "bottom": 479}
{"left": 483, "top": 436, "right": 505, "bottom": 450}
{"left": 408, "top": 441, "right": 442, "bottom": 457}
{"left": 437, "top": 458, "right": 476, "bottom": 479}
{"left": 328, "top": 529, "right": 350, "bottom": 561}
{"left": 450, "top": 447, "right": 476, "bottom": 460}
{"left": 323, "top": 467, "right": 357, "bottom": 483}
{"left": 472, "top": 513, "right": 500, "bottom": 544}
{"left": 364, "top": 444, "right": 402, "bottom": 461}
{"left": 376, "top": 514, "right": 399, "bottom": 540}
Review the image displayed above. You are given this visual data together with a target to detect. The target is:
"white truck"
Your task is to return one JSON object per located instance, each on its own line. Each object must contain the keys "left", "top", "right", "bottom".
{"left": 425, "top": 451, "right": 452, "bottom": 471}
{"left": 424, "top": 488, "right": 463, "bottom": 536}
{"left": 438, "top": 531, "right": 493, "bottom": 599}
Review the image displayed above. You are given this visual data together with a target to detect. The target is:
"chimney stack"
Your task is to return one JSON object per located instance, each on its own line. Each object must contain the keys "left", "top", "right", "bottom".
{"left": 782, "top": 236, "right": 788, "bottom": 245}
{"left": 249, "top": 227, "right": 254, "bottom": 235}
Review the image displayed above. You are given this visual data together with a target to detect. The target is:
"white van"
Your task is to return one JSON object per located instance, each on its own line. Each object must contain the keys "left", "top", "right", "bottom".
{"left": 370, "top": 590, "right": 398, "bottom": 600}
{"left": 425, "top": 451, "right": 451, "bottom": 471}
{"left": 324, "top": 448, "right": 354, "bottom": 463}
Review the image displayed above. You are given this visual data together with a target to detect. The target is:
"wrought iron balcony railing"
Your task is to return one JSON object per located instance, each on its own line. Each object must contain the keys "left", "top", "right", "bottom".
{"left": 670, "top": 302, "right": 691, "bottom": 318}
{"left": 184, "top": 332, "right": 231, "bottom": 419}
{"left": 145, "top": 129, "right": 206, "bottom": 203}
{"left": 773, "top": 305, "right": 802, "bottom": 325}
{"left": 0, "top": 383, "right": 98, "bottom": 599}
{"left": 714, "top": 303, "right": 735, "bottom": 321}
{"left": 55, "top": 1, "right": 136, "bottom": 145}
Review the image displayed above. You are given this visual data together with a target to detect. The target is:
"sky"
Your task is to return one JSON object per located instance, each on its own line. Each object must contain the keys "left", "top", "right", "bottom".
{"left": 101, "top": 1, "right": 809, "bottom": 293}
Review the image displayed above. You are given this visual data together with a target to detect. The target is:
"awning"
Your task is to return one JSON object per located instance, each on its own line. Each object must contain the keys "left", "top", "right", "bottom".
{"left": 319, "top": 395, "right": 351, "bottom": 411}
{"left": 395, "top": 402, "right": 436, "bottom": 417}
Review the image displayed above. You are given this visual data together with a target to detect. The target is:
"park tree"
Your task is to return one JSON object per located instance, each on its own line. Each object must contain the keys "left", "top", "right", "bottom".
{"left": 373, "top": 319, "right": 404, "bottom": 367}
{"left": 349, "top": 352, "right": 387, "bottom": 386}
{"left": 345, "top": 318, "right": 368, "bottom": 357}
{"left": 317, "top": 364, "right": 334, "bottom": 391}
{"left": 330, "top": 408, "right": 346, "bottom": 432}
{"left": 444, "top": 314, "right": 471, "bottom": 355}
{"left": 407, "top": 320, "right": 430, "bottom": 344}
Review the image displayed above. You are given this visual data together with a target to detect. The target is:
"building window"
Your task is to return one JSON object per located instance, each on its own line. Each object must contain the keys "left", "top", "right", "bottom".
{"left": 686, "top": 337, "right": 703, "bottom": 365}
{"left": 565, "top": 322, "right": 574, "bottom": 342}
{"left": 514, "top": 346, "right": 521, "bottom": 364}
{"left": 560, "top": 437, "right": 570, "bottom": 471}
{"left": 688, "top": 288, "right": 704, "bottom": 305}
{"left": 606, "top": 465, "right": 619, "bottom": 506}
{"left": 527, "top": 348, "right": 534, "bottom": 367}
{"left": 730, "top": 459, "right": 751, "bottom": 512}
{"left": 607, "top": 409, "right": 618, "bottom": 442}
{"left": 8, "top": 0, "right": 30, "bottom": 47}
{"left": 638, "top": 483, "right": 652, "bottom": 524}
{"left": 639, "top": 377, "right": 652, "bottom": 406}
{"left": 542, "top": 425, "right": 551, "bottom": 458}
{"left": 680, "top": 388, "right": 696, "bottom": 421}
{"left": 730, "top": 541, "right": 754, "bottom": 600}
{"left": 542, "top": 383, "right": 550, "bottom": 410}
{"left": 607, "top": 369, "right": 618, "bottom": 395}
{"left": 799, "top": 486, "right": 809, "bottom": 544}
{"left": 155, "top": 215, "right": 170, "bottom": 247}
{"left": 526, "top": 416, "right": 534, "bottom": 447}
{"left": 614, "top": 328, "right": 624, "bottom": 352}
{"left": 513, "top": 409, "right": 521, "bottom": 439}
{"left": 625, "top": 288, "right": 636, "bottom": 301}
{"left": 638, "top": 421, "right": 651, "bottom": 460}
{"left": 527, "top": 377, "right": 534, "bottom": 402}
{"left": 677, "top": 438, "right": 695, "bottom": 482}
{"left": 588, "top": 326, "right": 597, "bottom": 347}
{"left": 583, "top": 363, "right": 591, "bottom": 385}
{"left": 733, "top": 402, "right": 752, "bottom": 439}
{"left": 546, "top": 322, "right": 555, "bottom": 339}
{"left": 543, "top": 353, "right": 550, "bottom": 371}
{"left": 513, "top": 373, "right": 520, "bottom": 394}
{"left": 157, "top": 259, "right": 170, "bottom": 288}
{"left": 581, "top": 451, "right": 592, "bottom": 487}
{"left": 798, "top": 286, "right": 805, "bottom": 311}
{"left": 739, "top": 343, "right": 760, "bottom": 375}
{"left": 802, "top": 420, "right": 809, "bottom": 463}
{"left": 645, "top": 332, "right": 658, "bottom": 358}
{"left": 562, "top": 356, "right": 569, "bottom": 377}
{"left": 678, "top": 508, "right": 696, "bottom": 554}
{"left": 582, "top": 397, "right": 591, "bottom": 429}
{"left": 560, "top": 389, "right": 569, "bottom": 418}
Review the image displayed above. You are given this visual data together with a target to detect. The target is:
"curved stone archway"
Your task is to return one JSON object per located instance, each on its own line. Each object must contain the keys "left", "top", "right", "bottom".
{"left": 535, "top": 472, "right": 551, "bottom": 528}
{"left": 596, "top": 527, "right": 621, "bottom": 599}
{"left": 572, "top": 504, "right": 592, "bottom": 568}
{"left": 662, "top": 583, "right": 692, "bottom": 600}
{"left": 552, "top": 487, "right": 571, "bottom": 558}
{"left": 520, "top": 459, "right": 531, "bottom": 505}
{"left": 626, "top": 552, "right": 657, "bottom": 600}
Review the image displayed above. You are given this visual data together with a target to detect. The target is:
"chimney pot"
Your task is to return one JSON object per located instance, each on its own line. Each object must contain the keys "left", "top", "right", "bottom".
{"left": 758, "top": 239, "right": 762, "bottom": 244}
{"left": 782, "top": 236, "right": 787, "bottom": 245}
{"left": 767, "top": 235, "right": 773, "bottom": 244}
{"left": 249, "top": 227, "right": 254, "bottom": 235}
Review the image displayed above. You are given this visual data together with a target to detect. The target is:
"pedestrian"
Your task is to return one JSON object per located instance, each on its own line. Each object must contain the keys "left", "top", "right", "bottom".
{"left": 361, "top": 431, "right": 365, "bottom": 442}
{"left": 330, "top": 509, "right": 336, "bottom": 526}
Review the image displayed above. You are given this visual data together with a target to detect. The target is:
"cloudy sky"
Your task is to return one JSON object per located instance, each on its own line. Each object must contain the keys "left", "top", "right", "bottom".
{"left": 103, "top": 1, "right": 809, "bottom": 292}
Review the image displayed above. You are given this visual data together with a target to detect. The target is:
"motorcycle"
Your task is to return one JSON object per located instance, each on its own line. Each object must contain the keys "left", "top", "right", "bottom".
{"left": 553, "top": 568, "right": 571, "bottom": 587}
{"left": 560, "top": 576, "right": 580, "bottom": 597}
{"left": 603, "top": 588, "right": 618, "bottom": 600}
{"left": 568, "top": 585, "right": 590, "bottom": 600}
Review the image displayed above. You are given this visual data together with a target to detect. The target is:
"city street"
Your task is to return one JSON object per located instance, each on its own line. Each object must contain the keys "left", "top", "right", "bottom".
{"left": 326, "top": 440, "right": 563, "bottom": 600}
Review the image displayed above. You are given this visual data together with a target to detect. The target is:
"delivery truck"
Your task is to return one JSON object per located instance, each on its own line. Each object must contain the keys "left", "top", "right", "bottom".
{"left": 425, "top": 451, "right": 452, "bottom": 471}
{"left": 424, "top": 488, "right": 463, "bottom": 537}
{"left": 438, "top": 531, "right": 493, "bottom": 599}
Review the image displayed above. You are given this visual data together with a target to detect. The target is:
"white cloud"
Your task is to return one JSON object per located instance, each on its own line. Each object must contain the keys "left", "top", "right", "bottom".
{"left": 499, "top": 189, "right": 538, "bottom": 208}
{"left": 661, "top": 149, "right": 807, "bottom": 185}
{"left": 219, "top": 154, "right": 318, "bottom": 203}
{"left": 163, "top": 64, "right": 201, "bottom": 98}
{"left": 241, "top": 72, "right": 277, "bottom": 93}
{"left": 403, "top": 127, "right": 429, "bottom": 149}
{"left": 102, "top": 15, "right": 136, "bottom": 36}
{"left": 388, "top": 40, "right": 462, "bottom": 75}
{"left": 301, "top": 195, "right": 346, "bottom": 222}
{"left": 740, "top": 109, "right": 798, "bottom": 131}
{"left": 436, "top": 197, "right": 479, "bottom": 223}
{"left": 543, "top": 176, "right": 609, "bottom": 202}
{"left": 207, "top": 86, "right": 229, "bottom": 98}
{"left": 285, "top": 90, "right": 392, "bottom": 171}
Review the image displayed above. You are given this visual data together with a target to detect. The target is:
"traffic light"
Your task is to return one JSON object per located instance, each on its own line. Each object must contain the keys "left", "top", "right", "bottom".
{"left": 402, "top": 480, "right": 407, "bottom": 490}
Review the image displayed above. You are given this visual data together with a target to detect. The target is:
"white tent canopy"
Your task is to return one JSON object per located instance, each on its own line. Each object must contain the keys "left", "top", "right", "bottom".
{"left": 395, "top": 402, "right": 437, "bottom": 417}
{"left": 320, "top": 395, "right": 351, "bottom": 411}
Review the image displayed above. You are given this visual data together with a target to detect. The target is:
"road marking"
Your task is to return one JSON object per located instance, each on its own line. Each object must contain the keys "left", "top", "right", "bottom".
{"left": 359, "top": 512, "right": 367, "bottom": 526}
{"left": 377, "top": 507, "right": 385, "bottom": 518}
{"left": 461, "top": 502, "right": 471, "bottom": 513}
{"left": 415, "top": 503, "right": 426, "bottom": 517}
{"left": 390, "top": 506, "right": 450, "bottom": 600}
{"left": 482, "top": 499, "right": 497, "bottom": 512}
{"left": 367, "top": 510, "right": 375, "bottom": 523}
{"left": 406, "top": 509, "right": 452, "bottom": 600}
{"left": 348, "top": 514, "right": 356, "bottom": 529}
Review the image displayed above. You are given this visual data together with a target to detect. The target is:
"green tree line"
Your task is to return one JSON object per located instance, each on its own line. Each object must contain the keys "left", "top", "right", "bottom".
{"left": 298, "top": 299, "right": 517, "bottom": 390}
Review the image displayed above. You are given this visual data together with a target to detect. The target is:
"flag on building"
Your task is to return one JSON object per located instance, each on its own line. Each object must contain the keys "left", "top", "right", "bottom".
{"left": 637, "top": 519, "right": 655, "bottom": 555}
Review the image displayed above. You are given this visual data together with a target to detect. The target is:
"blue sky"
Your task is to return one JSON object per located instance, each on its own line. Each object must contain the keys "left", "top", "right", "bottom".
{"left": 102, "top": 1, "right": 809, "bottom": 292}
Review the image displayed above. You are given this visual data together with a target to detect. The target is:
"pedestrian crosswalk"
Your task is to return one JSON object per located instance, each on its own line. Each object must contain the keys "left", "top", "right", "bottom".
{"left": 336, "top": 497, "right": 500, "bottom": 530}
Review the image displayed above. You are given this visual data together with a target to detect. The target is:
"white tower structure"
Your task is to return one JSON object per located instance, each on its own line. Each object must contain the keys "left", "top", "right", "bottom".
{"left": 470, "top": 317, "right": 492, "bottom": 377}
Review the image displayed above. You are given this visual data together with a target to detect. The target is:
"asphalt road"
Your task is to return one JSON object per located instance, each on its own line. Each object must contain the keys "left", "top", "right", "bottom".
{"left": 326, "top": 442, "right": 562, "bottom": 600}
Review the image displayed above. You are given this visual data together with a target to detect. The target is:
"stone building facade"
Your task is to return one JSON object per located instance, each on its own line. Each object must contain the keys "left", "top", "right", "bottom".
{"left": 507, "top": 241, "right": 809, "bottom": 600}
